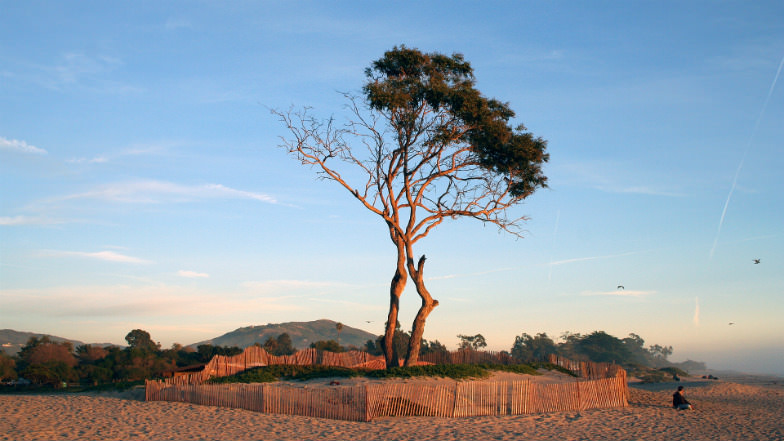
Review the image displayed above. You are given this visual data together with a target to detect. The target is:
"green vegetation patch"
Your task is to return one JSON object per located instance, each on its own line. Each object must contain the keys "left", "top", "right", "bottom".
{"left": 206, "top": 362, "right": 571, "bottom": 385}
{"left": 207, "top": 365, "right": 366, "bottom": 384}
{"left": 366, "top": 364, "right": 491, "bottom": 380}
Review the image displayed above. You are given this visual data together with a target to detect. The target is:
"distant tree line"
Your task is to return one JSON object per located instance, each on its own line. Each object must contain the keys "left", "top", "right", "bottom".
{"left": 508, "top": 331, "right": 705, "bottom": 372}
{"left": 0, "top": 330, "right": 246, "bottom": 387}
{"left": 0, "top": 327, "right": 703, "bottom": 388}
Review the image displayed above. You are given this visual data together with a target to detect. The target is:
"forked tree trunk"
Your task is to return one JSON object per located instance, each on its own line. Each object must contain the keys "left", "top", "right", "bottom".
{"left": 404, "top": 254, "right": 438, "bottom": 366}
{"left": 382, "top": 235, "right": 407, "bottom": 368}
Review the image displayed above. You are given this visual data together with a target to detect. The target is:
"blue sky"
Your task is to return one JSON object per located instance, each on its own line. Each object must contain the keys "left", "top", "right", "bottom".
{"left": 1, "top": 1, "right": 782, "bottom": 375}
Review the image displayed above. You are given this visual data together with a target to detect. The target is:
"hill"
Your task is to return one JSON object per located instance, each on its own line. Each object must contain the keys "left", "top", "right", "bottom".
{"left": 0, "top": 329, "right": 85, "bottom": 356}
{"left": 190, "top": 319, "right": 379, "bottom": 351}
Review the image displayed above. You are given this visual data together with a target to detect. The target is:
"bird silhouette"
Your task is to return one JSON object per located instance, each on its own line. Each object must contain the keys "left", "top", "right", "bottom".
{"left": 617, "top": 285, "right": 624, "bottom": 290}
{"left": 729, "top": 322, "right": 735, "bottom": 325}
{"left": 753, "top": 259, "right": 761, "bottom": 264}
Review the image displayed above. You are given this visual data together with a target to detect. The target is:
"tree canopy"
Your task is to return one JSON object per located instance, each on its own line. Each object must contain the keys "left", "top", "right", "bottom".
{"left": 277, "top": 46, "right": 548, "bottom": 367}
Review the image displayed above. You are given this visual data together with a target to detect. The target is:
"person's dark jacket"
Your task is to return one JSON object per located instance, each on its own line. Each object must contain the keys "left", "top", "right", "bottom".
{"left": 672, "top": 391, "right": 690, "bottom": 408}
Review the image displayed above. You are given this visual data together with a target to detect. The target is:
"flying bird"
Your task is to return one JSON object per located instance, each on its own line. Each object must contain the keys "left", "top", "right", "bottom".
{"left": 729, "top": 322, "right": 735, "bottom": 325}
{"left": 617, "top": 285, "right": 624, "bottom": 290}
{"left": 753, "top": 259, "right": 761, "bottom": 264}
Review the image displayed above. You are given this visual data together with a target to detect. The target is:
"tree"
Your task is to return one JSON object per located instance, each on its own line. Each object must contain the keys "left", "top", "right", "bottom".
{"left": 309, "top": 340, "right": 343, "bottom": 352}
{"left": 648, "top": 344, "right": 673, "bottom": 366}
{"left": 125, "top": 329, "right": 159, "bottom": 353}
{"left": 336, "top": 322, "right": 344, "bottom": 346}
{"left": 574, "top": 331, "right": 632, "bottom": 364}
{"left": 457, "top": 334, "right": 487, "bottom": 351}
{"left": 275, "top": 333, "right": 296, "bottom": 356}
{"left": 511, "top": 332, "right": 557, "bottom": 362}
{"left": 17, "top": 336, "right": 77, "bottom": 368}
{"left": 262, "top": 337, "right": 279, "bottom": 355}
{"left": 276, "top": 46, "right": 548, "bottom": 367}
{"left": 76, "top": 344, "right": 108, "bottom": 363}
{"left": 0, "top": 351, "right": 16, "bottom": 381}
{"left": 420, "top": 339, "right": 448, "bottom": 356}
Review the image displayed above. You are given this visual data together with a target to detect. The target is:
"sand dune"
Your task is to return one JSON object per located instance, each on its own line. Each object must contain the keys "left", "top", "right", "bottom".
{"left": 1, "top": 378, "right": 782, "bottom": 440}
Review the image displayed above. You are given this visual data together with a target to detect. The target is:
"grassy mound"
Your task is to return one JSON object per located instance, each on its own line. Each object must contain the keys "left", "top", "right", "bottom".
{"left": 206, "top": 362, "right": 569, "bottom": 384}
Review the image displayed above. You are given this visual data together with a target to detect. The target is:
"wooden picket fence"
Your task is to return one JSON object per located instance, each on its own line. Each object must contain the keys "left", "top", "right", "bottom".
{"left": 547, "top": 354, "right": 626, "bottom": 380}
{"left": 146, "top": 374, "right": 628, "bottom": 421}
{"left": 146, "top": 347, "right": 628, "bottom": 420}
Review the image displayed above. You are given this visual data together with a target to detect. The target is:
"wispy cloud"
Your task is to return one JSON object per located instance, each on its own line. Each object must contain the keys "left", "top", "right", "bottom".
{"left": 9, "top": 51, "right": 140, "bottom": 94}
{"left": 580, "top": 289, "right": 653, "bottom": 297}
{"left": 559, "top": 160, "right": 687, "bottom": 197}
{"left": 427, "top": 267, "right": 516, "bottom": 281}
{"left": 66, "top": 156, "right": 109, "bottom": 164}
{"left": 49, "top": 180, "right": 277, "bottom": 205}
{"left": 549, "top": 250, "right": 645, "bottom": 266}
{"left": 41, "top": 250, "right": 152, "bottom": 264}
{"left": 0, "top": 216, "right": 63, "bottom": 226}
{"left": 1, "top": 284, "right": 302, "bottom": 320}
{"left": 177, "top": 270, "right": 209, "bottom": 278}
{"left": 0, "top": 136, "right": 47, "bottom": 155}
{"left": 242, "top": 279, "right": 356, "bottom": 295}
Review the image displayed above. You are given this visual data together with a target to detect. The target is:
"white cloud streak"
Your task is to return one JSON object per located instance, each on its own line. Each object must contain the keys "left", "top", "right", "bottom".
{"left": 549, "top": 250, "right": 644, "bottom": 266}
{"left": 177, "top": 270, "right": 210, "bottom": 278}
{"left": 0, "top": 216, "right": 63, "bottom": 226}
{"left": 0, "top": 137, "right": 47, "bottom": 155}
{"left": 1, "top": 284, "right": 301, "bottom": 320}
{"left": 580, "top": 289, "right": 653, "bottom": 297}
{"left": 42, "top": 250, "right": 152, "bottom": 264}
{"left": 66, "top": 156, "right": 109, "bottom": 164}
{"left": 711, "top": 53, "right": 784, "bottom": 259}
{"left": 51, "top": 180, "right": 277, "bottom": 205}
{"left": 241, "top": 279, "right": 356, "bottom": 295}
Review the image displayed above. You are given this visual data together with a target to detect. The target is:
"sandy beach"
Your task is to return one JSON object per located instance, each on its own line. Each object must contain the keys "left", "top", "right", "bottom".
{"left": 1, "top": 376, "right": 782, "bottom": 441}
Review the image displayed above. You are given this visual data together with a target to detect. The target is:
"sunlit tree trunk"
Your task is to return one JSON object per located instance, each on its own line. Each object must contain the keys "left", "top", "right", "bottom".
{"left": 404, "top": 254, "right": 438, "bottom": 366}
{"left": 382, "top": 231, "right": 407, "bottom": 367}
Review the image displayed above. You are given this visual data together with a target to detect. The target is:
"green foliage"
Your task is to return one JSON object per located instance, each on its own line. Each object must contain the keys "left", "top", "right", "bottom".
{"left": 637, "top": 370, "right": 670, "bottom": 384}
{"left": 658, "top": 366, "right": 689, "bottom": 378}
{"left": 513, "top": 330, "right": 685, "bottom": 371}
{"left": 262, "top": 333, "right": 297, "bottom": 356}
{"left": 196, "top": 344, "right": 243, "bottom": 363}
{"left": 367, "top": 364, "right": 489, "bottom": 380}
{"left": 207, "top": 365, "right": 365, "bottom": 384}
{"left": 511, "top": 333, "right": 557, "bottom": 362}
{"left": 478, "top": 363, "right": 541, "bottom": 376}
{"left": 363, "top": 339, "right": 383, "bottom": 356}
{"left": 309, "top": 340, "right": 343, "bottom": 353}
{"left": 209, "top": 362, "right": 552, "bottom": 385}
{"left": 21, "top": 361, "right": 77, "bottom": 386}
{"left": 530, "top": 362, "right": 579, "bottom": 377}
{"left": 574, "top": 331, "right": 631, "bottom": 364}
{"left": 457, "top": 334, "right": 487, "bottom": 351}
{"left": 125, "top": 329, "right": 159, "bottom": 353}
{"left": 363, "top": 46, "right": 548, "bottom": 198}
{"left": 0, "top": 352, "right": 17, "bottom": 381}
{"left": 420, "top": 339, "right": 448, "bottom": 356}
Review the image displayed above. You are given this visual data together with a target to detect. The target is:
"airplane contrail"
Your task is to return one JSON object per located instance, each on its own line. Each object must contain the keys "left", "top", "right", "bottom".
{"left": 710, "top": 53, "right": 784, "bottom": 259}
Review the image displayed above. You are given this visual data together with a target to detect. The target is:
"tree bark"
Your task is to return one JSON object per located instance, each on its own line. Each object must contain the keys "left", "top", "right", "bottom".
{"left": 404, "top": 254, "right": 439, "bottom": 366}
{"left": 382, "top": 235, "right": 407, "bottom": 368}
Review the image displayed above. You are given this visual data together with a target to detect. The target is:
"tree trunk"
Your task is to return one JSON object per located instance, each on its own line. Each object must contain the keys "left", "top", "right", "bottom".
{"left": 404, "top": 254, "right": 438, "bottom": 367}
{"left": 382, "top": 235, "right": 407, "bottom": 368}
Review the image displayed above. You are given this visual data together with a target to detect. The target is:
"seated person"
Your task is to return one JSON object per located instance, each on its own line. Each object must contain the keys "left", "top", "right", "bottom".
{"left": 672, "top": 385, "right": 693, "bottom": 410}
